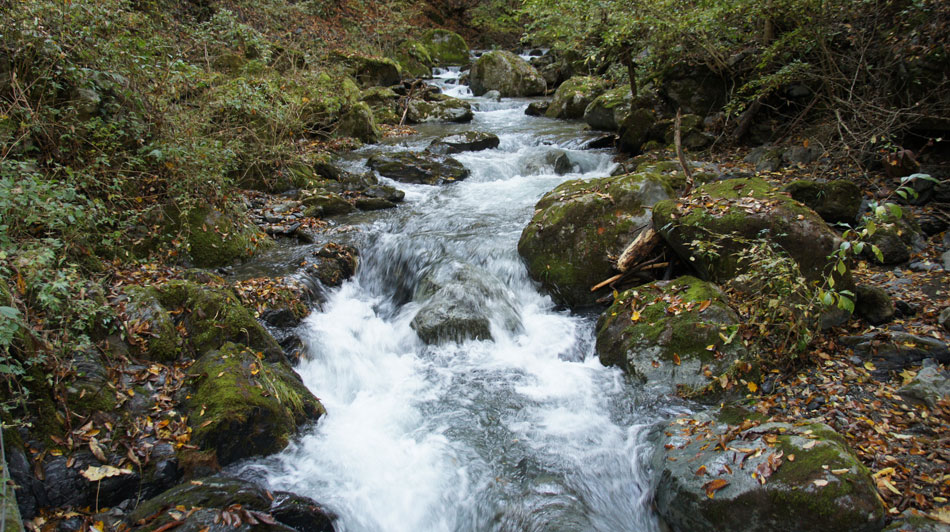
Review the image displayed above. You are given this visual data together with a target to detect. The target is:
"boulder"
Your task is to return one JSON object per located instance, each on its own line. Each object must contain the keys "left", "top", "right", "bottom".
{"left": 185, "top": 207, "right": 270, "bottom": 268}
{"left": 352, "top": 56, "right": 401, "bottom": 88}
{"left": 129, "top": 477, "right": 337, "bottom": 532}
{"left": 301, "top": 189, "right": 356, "bottom": 218}
{"left": 940, "top": 307, "right": 950, "bottom": 331}
{"left": 744, "top": 146, "right": 785, "bottom": 173}
{"left": 420, "top": 29, "right": 469, "bottom": 66}
{"left": 854, "top": 285, "right": 895, "bottom": 325}
{"left": 410, "top": 264, "right": 522, "bottom": 345}
{"left": 659, "top": 114, "right": 714, "bottom": 150}
{"left": 366, "top": 151, "right": 470, "bottom": 185}
{"left": 596, "top": 276, "right": 753, "bottom": 402}
{"left": 898, "top": 361, "right": 950, "bottom": 408}
{"left": 470, "top": 51, "right": 546, "bottom": 97}
{"left": 336, "top": 101, "right": 380, "bottom": 143}
{"left": 653, "top": 178, "right": 849, "bottom": 288}
{"left": 123, "top": 286, "right": 181, "bottom": 362}
{"left": 662, "top": 65, "right": 727, "bottom": 116}
{"left": 525, "top": 101, "right": 549, "bottom": 116}
{"left": 784, "top": 180, "right": 862, "bottom": 225}
{"left": 618, "top": 108, "right": 657, "bottom": 154}
{"left": 652, "top": 412, "right": 885, "bottom": 532}
{"left": 841, "top": 331, "right": 949, "bottom": 374}
{"left": 427, "top": 131, "right": 500, "bottom": 155}
{"left": 863, "top": 218, "right": 926, "bottom": 265}
{"left": 544, "top": 76, "right": 609, "bottom": 120}
{"left": 483, "top": 89, "right": 502, "bottom": 101}
{"left": 517, "top": 172, "right": 673, "bottom": 307}
{"left": 186, "top": 342, "right": 325, "bottom": 466}
{"left": 584, "top": 86, "right": 633, "bottom": 131}
{"left": 394, "top": 40, "right": 434, "bottom": 78}
{"left": 406, "top": 96, "right": 473, "bottom": 123}
{"left": 301, "top": 243, "right": 359, "bottom": 288}
{"left": 360, "top": 86, "right": 401, "bottom": 125}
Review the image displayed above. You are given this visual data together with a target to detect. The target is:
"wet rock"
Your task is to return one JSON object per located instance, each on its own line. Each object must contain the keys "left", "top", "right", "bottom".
{"left": 269, "top": 491, "right": 337, "bottom": 531}
{"left": 366, "top": 151, "right": 470, "bottom": 185}
{"left": 899, "top": 361, "right": 950, "bottom": 408}
{"left": 301, "top": 190, "right": 356, "bottom": 217}
{"left": 854, "top": 285, "right": 895, "bottom": 325}
{"left": 406, "top": 96, "right": 474, "bottom": 123}
{"left": 618, "top": 107, "right": 657, "bottom": 155}
{"left": 652, "top": 412, "right": 885, "bottom": 532}
{"left": 581, "top": 134, "right": 617, "bottom": 150}
{"left": 410, "top": 263, "right": 522, "bottom": 345}
{"left": 884, "top": 509, "right": 950, "bottom": 531}
{"left": 653, "top": 178, "right": 850, "bottom": 289}
{"left": 355, "top": 197, "right": 397, "bottom": 210}
{"left": 525, "top": 101, "right": 549, "bottom": 116}
{"left": 596, "top": 276, "right": 752, "bottom": 403}
{"left": 544, "top": 76, "right": 609, "bottom": 120}
{"left": 303, "top": 243, "right": 359, "bottom": 288}
{"left": 784, "top": 180, "right": 862, "bottom": 225}
{"left": 518, "top": 172, "right": 673, "bottom": 307}
{"left": 427, "top": 131, "right": 500, "bottom": 155}
{"left": 470, "top": 51, "right": 546, "bottom": 97}
{"left": 483, "top": 89, "right": 502, "bottom": 101}
{"left": 583, "top": 86, "right": 632, "bottom": 131}
{"left": 842, "top": 331, "right": 950, "bottom": 373}
{"left": 185, "top": 342, "right": 325, "bottom": 466}
{"left": 420, "top": 29, "right": 469, "bottom": 66}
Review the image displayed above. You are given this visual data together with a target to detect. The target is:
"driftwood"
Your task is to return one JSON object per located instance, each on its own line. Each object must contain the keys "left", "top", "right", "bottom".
{"left": 674, "top": 109, "right": 695, "bottom": 197}
{"left": 399, "top": 80, "right": 422, "bottom": 126}
{"left": 616, "top": 227, "right": 660, "bottom": 273}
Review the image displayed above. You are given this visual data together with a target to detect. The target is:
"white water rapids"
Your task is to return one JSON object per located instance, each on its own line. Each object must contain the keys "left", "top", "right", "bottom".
{"left": 241, "top": 66, "right": 682, "bottom": 532}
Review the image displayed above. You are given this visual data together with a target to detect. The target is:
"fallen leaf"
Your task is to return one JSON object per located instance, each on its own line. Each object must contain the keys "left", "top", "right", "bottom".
{"left": 703, "top": 478, "right": 729, "bottom": 498}
{"left": 81, "top": 465, "right": 131, "bottom": 482}
{"left": 813, "top": 479, "right": 829, "bottom": 487}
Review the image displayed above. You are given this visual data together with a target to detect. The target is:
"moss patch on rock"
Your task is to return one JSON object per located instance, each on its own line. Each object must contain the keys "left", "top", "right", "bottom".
{"left": 784, "top": 179, "right": 862, "bottom": 225}
{"left": 596, "top": 276, "right": 753, "bottom": 402}
{"left": 470, "top": 51, "right": 546, "bottom": 97}
{"left": 517, "top": 172, "right": 673, "bottom": 307}
{"left": 185, "top": 207, "right": 271, "bottom": 268}
{"left": 420, "top": 29, "right": 469, "bottom": 66}
{"left": 545, "top": 76, "right": 610, "bottom": 120}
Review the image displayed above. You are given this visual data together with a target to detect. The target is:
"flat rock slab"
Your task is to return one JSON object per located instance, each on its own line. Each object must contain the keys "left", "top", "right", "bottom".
{"left": 367, "top": 151, "right": 470, "bottom": 185}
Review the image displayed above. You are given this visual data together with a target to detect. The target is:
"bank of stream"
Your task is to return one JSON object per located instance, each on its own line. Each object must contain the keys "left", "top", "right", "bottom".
{"left": 236, "top": 66, "right": 684, "bottom": 531}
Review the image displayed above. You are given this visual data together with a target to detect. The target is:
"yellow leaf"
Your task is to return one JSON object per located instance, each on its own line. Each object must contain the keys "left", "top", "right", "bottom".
{"left": 864, "top": 361, "right": 876, "bottom": 371}
{"left": 81, "top": 465, "right": 131, "bottom": 482}
{"left": 747, "top": 381, "right": 758, "bottom": 393}
{"left": 631, "top": 310, "right": 641, "bottom": 322}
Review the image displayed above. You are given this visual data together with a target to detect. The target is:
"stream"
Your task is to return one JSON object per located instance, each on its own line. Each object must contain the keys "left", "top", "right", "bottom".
{"left": 240, "top": 65, "right": 682, "bottom": 532}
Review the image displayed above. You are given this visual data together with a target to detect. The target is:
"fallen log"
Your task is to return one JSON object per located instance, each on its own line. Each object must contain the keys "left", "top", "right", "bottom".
{"left": 616, "top": 226, "right": 660, "bottom": 273}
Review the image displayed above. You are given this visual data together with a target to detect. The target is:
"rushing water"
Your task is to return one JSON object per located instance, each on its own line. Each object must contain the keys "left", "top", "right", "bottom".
{"left": 241, "top": 67, "right": 682, "bottom": 532}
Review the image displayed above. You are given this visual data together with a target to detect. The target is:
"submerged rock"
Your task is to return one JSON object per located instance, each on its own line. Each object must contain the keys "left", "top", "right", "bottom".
{"left": 596, "top": 276, "right": 752, "bottom": 402}
{"left": 367, "top": 151, "right": 470, "bottom": 185}
{"left": 427, "top": 131, "right": 500, "bottom": 155}
{"left": 652, "top": 412, "right": 885, "bottom": 532}
{"left": 518, "top": 172, "right": 673, "bottom": 307}
{"left": 470, "top": 51, "right": 546, "bottom": 97}
{"left": 525, "top": 101, "right": 549, "bottom": 116}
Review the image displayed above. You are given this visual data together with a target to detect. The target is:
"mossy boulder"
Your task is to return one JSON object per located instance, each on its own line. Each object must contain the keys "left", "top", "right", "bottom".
{"left": 662, "top": 64, "right": 727, "bottom": 116}
{"left": 657, "top": 113, "right": 713, "bottom": 150}
{"left": 420, "top": 29, "right": 469, "bottom": 66}
{"left": 595, "top": 276, "right": 752, "bottom": 403}
{"left": 406, "top": 96, "right": 473, "bottom": 124}
{"left": 185, "top": 207, "right": 270, "bottom": 268}
{"left": 366, "top": 151, "right": 470, "bottom": 185}
{"left": 584, "top": 86, "right": 633, "bottom": 131}
{"left": 427, "top": 131, "right": 500, "bottom": 155}
{"left": 360, "top": 86, "right": 401, "bottom": 125}
{"left": 863, "top": 218, "right": 925, "bottom": 265}
{"left": 336, "top": 101, "right": 380, "bottom": 143}
{"left": 652, "top": 412, "right": 886, "bottom": 532}
{"left": 186, "top": 342, "right": 325, "bottom": 466}
{"left": 154, "top": 280, "right": 282, "bottom": 359}
{"left": 123, "top": 286, "right": 181, "bottom": 362}
{"left": 517, "top": 172, "right": 673, "bottom": 307}
{"left": 653, "top": 178, "right": 849, "bottom": 288}
{"left": 300, "top": 73, "right": 362, "bottom": 130}
{"left": 394, "top": 40, "right": 435, "bottom": 78}
{"left": 470, "top": 51, "right": 546, "bottom": 97}
{"left": 300, "top": 189, "right": 356, "bottom": 218}
{"left": 784, "top": 180, "right": 862, "bottom": 225}
{"left": 544, "top": 76, "right": 610, "bottom": 120}
{"left": 618, "top": 107, "right": 657, "bottom": 155}
{"left": 352, "top": 55, "right": 401, "bottom": 88}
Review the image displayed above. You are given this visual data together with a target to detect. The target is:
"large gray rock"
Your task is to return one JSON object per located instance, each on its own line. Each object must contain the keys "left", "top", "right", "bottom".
{"left": 584, "top": 86, "right": 632, "bottom": 131}
{"left": 367, "top": 151, "right": 470, "bottom": 185}
{"left": 544, "top": 76, "right": 609, "bottom": 119}
{"left": 410, "top": 264, "right": 522, "bottom": 345}
{"left": 470, "top": 51, "right": 546, "bottom": 97}
{"left": 406, "top": 96, "right": 473, "bottom": 124}
{"left": 596, "top": 276, "right": 752, "bottom": 403}
{"left": 427, "top": 131, "right": 500, "bottom": 155}
{"left": 652, "top": 412, "right": 886, "bottom": 532}
{"left": 898, "top": 361, "right": 950, "bottom": 408}
{"left": 842, "top": 331, "right": 949, "bottom": 373}
{"left": 517, "top": 172, "right": 673, "bottom": 307}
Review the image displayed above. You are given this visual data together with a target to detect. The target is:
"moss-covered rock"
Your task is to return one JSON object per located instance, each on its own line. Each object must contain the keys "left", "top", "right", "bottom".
{"left": 584, "top": 86, "right": 633, "bottom": 131}
{"left": 185, "top": 207, "right": 270, "bottom": 268}
{"left": 652, "top": 411, "right": 886, "bottom": 532}
{"left": 186, "top": 342, "right": 325, "bottom": 466}
{"left": 470, "top": 51, "right": 546, "bottom": 97}
{"left": 336, "top": 101, "right": 380, "bottom": 143}
{"left": 366, "top": 151, "right": 470, "bottom": 185}
{"left": 662, "top": 64, "right": 727, "bottom": 116}
{"left": 863, "top": 218, "right": 925, "bottom": 265}
{"left": 784, "top": 180, "right": 862, "bottom": 225}
{"left": 596, "top": 276, "right": 753, "bottom": 402}
{"left": 420, "top": 29, "right": 469, "bottom": 66}
{"left": 351, "top": 55, "right": 401, "bottom": 88}
{"left": 544, "top": 76, "right": 610, "bottom": 120}
{"left": 618, "top": 107, "right": 657, "bottom": 154}
{"left": 406, "top": 97, "right": 473, "bottom": 123}
{"left": 299, "top": 73, "right": 362, "bottom": 130}
{"left": 124, "top": 285, "right": 181, "bottom": 362}
{"left": 883, "top": 510, "right": 950, "bottom": 531}
{"left": 301, "top": 189, "right": 356, "bottom": 218}
{"left": 517, "top": 172, "right": 673, "bottom": 307}
{"left": 360, "top": 86, "right": 401, "bottom": 125}
{"left": 394, "top": 40, "right": 434, "bottom": 78}
{"left": 653, "top": 178, "right": 849, "bottom": 288}
{"left": 427, "top": 131, "right": 500, "bottom": 155}
{"left": 154, "top": 280, "right": 282, "bottom": 359}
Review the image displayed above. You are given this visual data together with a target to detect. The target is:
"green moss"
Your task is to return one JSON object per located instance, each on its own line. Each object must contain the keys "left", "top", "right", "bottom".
{"left": 185, "top": 207, "right": 270, "bottom": 268}
{"left": 124, "top": 285, "right": 181, "bottom": 361}
{"left": 545, "top": 76, "right": 610, "bottom": 119}
{"left": 718, "top": 403, "right": 768, "bottom": 425}
{"left": 421, "top": 29, "right": 469, "bottom": 66}
{"left": 187, "top": 342, "right": 324, "bottom": 466}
